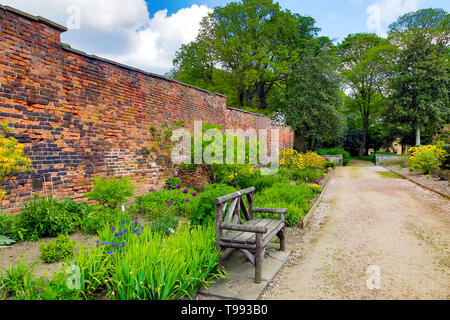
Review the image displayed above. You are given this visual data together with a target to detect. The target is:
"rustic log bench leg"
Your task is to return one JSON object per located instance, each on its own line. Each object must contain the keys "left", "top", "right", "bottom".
{"left": 255, "top": 233, "right": 263, "bottom": 283}
{"left": 277, "top": 227, "right": 286, "bottom": 252}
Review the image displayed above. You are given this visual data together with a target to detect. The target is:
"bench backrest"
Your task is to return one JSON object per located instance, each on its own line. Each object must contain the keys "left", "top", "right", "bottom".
{"left": 214, "top": 187, "right": 255, "bottom": 244}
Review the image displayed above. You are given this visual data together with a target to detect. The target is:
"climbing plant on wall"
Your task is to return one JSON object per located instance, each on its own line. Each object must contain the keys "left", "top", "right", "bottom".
{"left": 0, "top": 123, "right": 34, "bottom": 200}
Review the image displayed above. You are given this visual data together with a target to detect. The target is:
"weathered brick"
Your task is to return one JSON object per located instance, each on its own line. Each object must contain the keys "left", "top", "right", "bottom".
{"left": 0, "top": 6, "right": 294, "bottom": 212}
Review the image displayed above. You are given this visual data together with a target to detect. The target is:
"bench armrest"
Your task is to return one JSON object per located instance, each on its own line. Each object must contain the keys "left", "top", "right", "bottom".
{"left": 221, "top": 223, "right": 267, "bottom": 234}
{"left": 253, "top": 207, "right": 288, "bottom": 214}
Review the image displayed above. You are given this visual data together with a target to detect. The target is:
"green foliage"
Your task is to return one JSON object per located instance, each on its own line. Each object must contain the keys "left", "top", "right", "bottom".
{"left": 239, "top": 170, "right": 291, "bottom": 192}
{"left": 0, "top": 235, "right": 15, "bottom": 247}
{"left": 15, "top": 195, "right": 81, "bottom": 241}
{"left": 317, "top": 147, "right": 350, "bottom": 165}
{"left": 80, "top": 206, "right": 129, "bottom": 235}
{"left": 131, "top": 188, "right": 197, "bottom": 221}
{"left": 285, "top": 43, "right": 346, "bottom": 149}
{"left": 104, "top": 223, "right": 224, "bottom": 300}
{"left": 324, "top": 160, "right": 337, "bottom": 169}
{"left": 150, "top": 215, "right": 180, "bottom": 235}
{"left": 170, "top": 0, "right": 319, "bottom": 110}
{"left": 386, "top": 33, "right": 449, "bottom": 145}
{"left": 190, "top": 184, "right": 236, "bottom": 226}
{"left": 441, "top": 144, "right": 450, "bottom": 170}
{"left": 409, "top": 147, "right": 441, "bottom": 174}
{"left": 0, "top": 256, "right": 37, "bottom": 298}
{"left": 39, "top": 234, "right": 76, "bottom": 263}
{"left": 254, "top": 183, "right": 314, "bottom": 226}
{"left": 85, "top": 177, "right": 136, "bottom": 209}
{"left": 164, "top": 177, "right": 182, "bottom": 190}
{"left": 0, "top": 211, "right": 18, "bottom": 240}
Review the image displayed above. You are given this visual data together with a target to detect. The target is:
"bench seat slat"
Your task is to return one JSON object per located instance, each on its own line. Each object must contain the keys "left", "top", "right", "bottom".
{"left": 220, "top": 218, "right": 283, "bottom": 245}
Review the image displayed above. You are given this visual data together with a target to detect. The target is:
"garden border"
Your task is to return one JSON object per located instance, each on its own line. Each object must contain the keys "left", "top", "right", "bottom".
{"left": 385, "top": 168, "right": 450, "bottom": 200}
{"left": 300, "top": 169, "right": 336, "bottom": 229}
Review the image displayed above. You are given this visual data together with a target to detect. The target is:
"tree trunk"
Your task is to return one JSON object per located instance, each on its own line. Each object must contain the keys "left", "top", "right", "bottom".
{"left": 359, "top": 119, "right": 368, "bottom": 157}
{"left": 415, "top": 127, "right": 421, "bottom": 146}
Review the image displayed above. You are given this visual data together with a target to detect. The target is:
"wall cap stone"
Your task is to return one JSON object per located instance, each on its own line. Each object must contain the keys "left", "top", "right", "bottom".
{"left": 1, "top": 5, "right": 68, "bottom": 32}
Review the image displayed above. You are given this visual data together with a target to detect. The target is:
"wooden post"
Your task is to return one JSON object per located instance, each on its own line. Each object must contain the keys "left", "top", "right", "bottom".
{"left": 278, "top": 228, "right": 285, "bottom": 252}
{"left": 216, "top": 202, "right": 225, "bottom": 251}
{"left": 255, "top": 233, "right": 263, "bottom": 283}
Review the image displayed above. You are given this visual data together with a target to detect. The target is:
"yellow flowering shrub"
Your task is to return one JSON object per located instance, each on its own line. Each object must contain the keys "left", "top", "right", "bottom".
{"left": 280, "top": 149, "right": 326, "bottom": 169}
{"left": 0, "top": 123, "right": 34, "bottom": 200}
{"left": 407, "top": 145, "right": 446, "bottom": 174}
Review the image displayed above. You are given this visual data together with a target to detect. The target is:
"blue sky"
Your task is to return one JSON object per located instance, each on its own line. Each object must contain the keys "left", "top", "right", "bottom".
{"left": 2, "top": 0, "right": 449, "bottom": 75}
{"left": 146, "top": 0, "right": 450, "bottom": 42}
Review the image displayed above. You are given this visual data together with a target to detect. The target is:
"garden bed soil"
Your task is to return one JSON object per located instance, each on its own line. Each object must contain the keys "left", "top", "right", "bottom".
{"left": 386, "top": 165, "right": 450, "bottom": 198}
{"left": 0, "top": 232, "right": 97, "bottom": 279}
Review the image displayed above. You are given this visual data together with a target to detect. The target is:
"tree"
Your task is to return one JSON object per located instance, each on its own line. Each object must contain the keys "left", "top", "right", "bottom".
{"left": 385, "top": 8, "right": 450, "bottom": 146}
{"left": 338, "top": 33, "right": 395, "bottom": 156}
{"left": 285, "top": 43, "right": 346, "bottom": 151}
{"left": 386, "top": 33, "right": 449, "bottom": 146}
{"left": 170, "top": 0, "right": 319, "bottom": 111}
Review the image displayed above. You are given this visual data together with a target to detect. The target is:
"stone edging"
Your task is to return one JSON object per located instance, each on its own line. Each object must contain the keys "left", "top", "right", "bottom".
{"left": 300, "top": 169, "right": 336, "bottom": 229}
{"left": 386, "top": 168, "right": 450, "bottom": 200}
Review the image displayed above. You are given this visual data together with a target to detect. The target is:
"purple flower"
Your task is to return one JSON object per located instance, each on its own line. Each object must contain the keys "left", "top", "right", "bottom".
{"left": 114, "top": 232, "right": 119, "bottom": 236}
{"left": 182, "top": 188, "right": 189, "bottom": 194}
{"left": 168, "top": 201, "right": 173, "bottom": 206}
{"left": 121, "top": 242, "right": 125, "bottom": 246}
{"left": 192, "top": 193, "right": 197, "bottom": 197}
{"left": 116, "top": 245, "right": 120, "bottom": 248}
{"left": 185, "top": 198, "right": 190, "bottom": 203}
{"left": 176, "top": 185, "right": 182, "bottom": 189}
{"left": 111, "top": 242, "right": 116, "bottom": 246}
{"left": 102, "top": 241, "right": 109, "bottom": 245}
{"left": 112, "top": 227, "right": 116, "bottom": 230}
{"left": 107, "top": 251, "right": 114, "bottom": 255}
{"left": 136, "top": 232, "right": 141, "bottom": 236}
{"left": 167, "top": 185, "right": 173, "bottom": 190}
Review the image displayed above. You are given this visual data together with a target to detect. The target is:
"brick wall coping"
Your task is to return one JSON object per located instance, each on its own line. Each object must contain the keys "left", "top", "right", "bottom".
{"left": 1, "top": 4, "right": 227, "bottom": 99}
{"left": 0, "top": 4, "right": 67, "bottom": 32}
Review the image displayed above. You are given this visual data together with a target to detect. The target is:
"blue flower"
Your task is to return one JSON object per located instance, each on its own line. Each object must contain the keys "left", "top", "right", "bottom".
{"left": 108, "top": 251, "right": 114, "bottom": 255}
{"left": 102, "top": 241, "right": 109, "bottom": 245}
{"left": 136, "top": 232, "right": 141, "bottom": 236}
{"left": 114, "top": 232, "right": 119, "bottom": 236}
{"left": 112, "top": 227, "right": 116, "bottom": 230}
{"left": 121, "top": 242, "right": 125, "bottom": 246}
{"left": 111, "top": 242, "right": 116, "bottom": 246}
{"left": 116, "top": 245, "right": 120, "bottom": 248}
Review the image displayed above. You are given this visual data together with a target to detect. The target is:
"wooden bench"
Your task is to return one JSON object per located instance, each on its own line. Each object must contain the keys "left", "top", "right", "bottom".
{"left": 214, "top": 187, "right": 287, "bottom": 283}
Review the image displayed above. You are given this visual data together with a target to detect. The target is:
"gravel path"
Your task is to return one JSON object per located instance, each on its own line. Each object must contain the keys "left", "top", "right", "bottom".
{"left": 261, "top": 160, "right": 450, "bottom": 300}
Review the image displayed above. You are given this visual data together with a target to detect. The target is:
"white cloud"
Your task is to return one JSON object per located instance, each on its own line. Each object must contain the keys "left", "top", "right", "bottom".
{"left": 1, "top": 0, "right": 212, "bottom": 74}
{"left": 108, "top": 5, "right": 213, "bottom": 73}
{"left": 366, "top": 0, "right": 419, "bottom": 36}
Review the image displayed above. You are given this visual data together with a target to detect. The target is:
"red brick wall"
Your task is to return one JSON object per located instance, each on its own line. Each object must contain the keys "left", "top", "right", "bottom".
{"left": 0, "top": 6, "right": 294, "bottom": 213}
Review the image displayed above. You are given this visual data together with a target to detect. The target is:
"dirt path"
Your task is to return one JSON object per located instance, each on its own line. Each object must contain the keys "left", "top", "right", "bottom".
{"left": 262, "top": 160, "right": 450, "bottom": 300}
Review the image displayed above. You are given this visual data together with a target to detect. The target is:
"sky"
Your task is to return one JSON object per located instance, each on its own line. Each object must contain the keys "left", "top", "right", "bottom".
{"left": 2, "top": 0, "right": 449, "bottom": 75}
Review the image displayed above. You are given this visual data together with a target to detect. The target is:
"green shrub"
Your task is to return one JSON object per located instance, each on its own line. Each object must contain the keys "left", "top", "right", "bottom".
{"left": 131, "top": 188, "right": 197, "bottom": 220}
{"left": 39, "top": 234, "right": 76, "bottom": 263}
{"left": 80, "top": 206, "right": 129, "bottom": 235}
{"left": 316, "top": 147, "right": 350, "bottom": 166}
{"left": 190, "top": 184, "right": 236, "bottom": 226}
{"left": 15, "top": 195, "right": 81, "bottom": 241}
{"left": 324, "top": 160, "right": 337, "bottom": 169}
{"left": 408, "top": 146, "right": 441, "bottom": 174}
{"left": 238, "top": 170, "right": 290, "bottom": 192}
{"left": 441, "top": 144, "right": 450, "bottom": 170}
{"left": 290, "top": 168, "right": 323, "bottom": 183}
{"left": 85, "top": 177, "right": 136, "bottom": 209}
{"left": 254, "top": 183, "right": 314, "bottom": 226}
{"left": 164, "top": 177, "right": 182, "bottom": 190}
